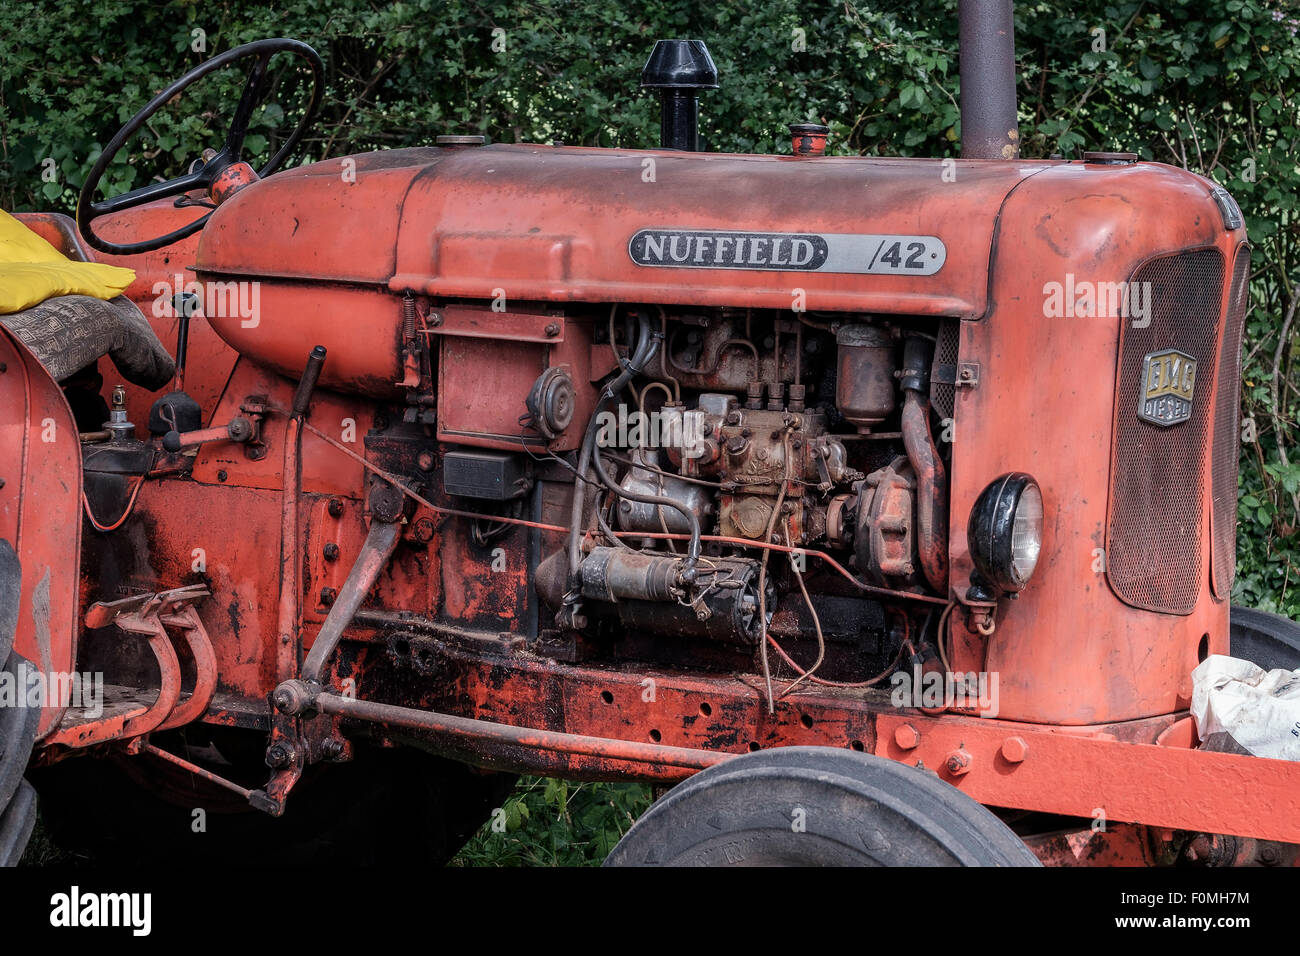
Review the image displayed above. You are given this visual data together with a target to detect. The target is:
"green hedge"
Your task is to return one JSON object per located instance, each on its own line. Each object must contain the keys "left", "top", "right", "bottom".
{"left": 2, "top": 0, "right": 1297, "bottom": 605}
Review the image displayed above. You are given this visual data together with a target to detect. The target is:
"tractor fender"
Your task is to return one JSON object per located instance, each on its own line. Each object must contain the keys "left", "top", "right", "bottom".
{"left": 0, "top": 324, "right": 82, "bottom": 739}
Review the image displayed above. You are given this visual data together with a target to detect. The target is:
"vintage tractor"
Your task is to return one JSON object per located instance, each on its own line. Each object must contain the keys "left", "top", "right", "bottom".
{"left": 3, "top": 5, "right": 1300, "bottom": 867}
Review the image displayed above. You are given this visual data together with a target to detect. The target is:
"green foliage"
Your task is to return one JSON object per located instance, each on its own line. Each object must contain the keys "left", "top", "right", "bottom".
{"left": 451, "top": 777, "right": 651, "bottom": 866}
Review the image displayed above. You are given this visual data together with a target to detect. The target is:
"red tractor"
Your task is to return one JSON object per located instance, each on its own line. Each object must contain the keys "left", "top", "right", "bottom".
{"left": 3, "top": 6, "right": 1298, "bottom": 867}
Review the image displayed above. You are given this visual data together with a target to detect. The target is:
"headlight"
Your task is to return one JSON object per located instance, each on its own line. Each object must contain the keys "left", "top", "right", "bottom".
{"left": 968, "top": 473, "right": 1043, "bottom": 593}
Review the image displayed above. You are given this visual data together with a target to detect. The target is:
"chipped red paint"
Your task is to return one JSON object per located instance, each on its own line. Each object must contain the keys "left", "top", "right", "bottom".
{"left": 14, "top": 126, "right": 1291, "bottom": 864}
{"left": 0, "top": 327, "right": 81, "bottom": 737}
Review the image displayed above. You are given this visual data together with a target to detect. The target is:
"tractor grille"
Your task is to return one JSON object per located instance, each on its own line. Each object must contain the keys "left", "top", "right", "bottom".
{"left": 930, "top": 319, "right": 960, "bottom": 421}
{"left": 1211, "top": 248, "right": 1251, "bottom": 599}
{"left": 1107, "top": 248, "right": 1225, "bottom": 614}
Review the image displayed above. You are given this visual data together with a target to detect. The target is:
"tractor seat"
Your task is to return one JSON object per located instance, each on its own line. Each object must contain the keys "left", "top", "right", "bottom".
{"left": 0, "top": 294, "right": 174, "bottom": 391}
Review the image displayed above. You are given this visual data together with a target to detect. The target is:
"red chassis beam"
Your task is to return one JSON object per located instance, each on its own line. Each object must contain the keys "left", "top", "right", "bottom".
{"left": 282, "top": 629, "right": 1300, "bottom": 847}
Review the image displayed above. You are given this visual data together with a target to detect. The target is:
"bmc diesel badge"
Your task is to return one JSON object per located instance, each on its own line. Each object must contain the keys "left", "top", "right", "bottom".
{"left": 1137, "top": 349, "right": 1197, "bottom": 427}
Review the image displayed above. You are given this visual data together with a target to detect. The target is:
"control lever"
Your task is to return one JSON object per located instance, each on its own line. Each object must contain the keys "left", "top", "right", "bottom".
{"left": 163, "top": 415, "right": 255, "bottom": 453}
{"left": 172, "top": 292, "right": 199, "bottom": 392}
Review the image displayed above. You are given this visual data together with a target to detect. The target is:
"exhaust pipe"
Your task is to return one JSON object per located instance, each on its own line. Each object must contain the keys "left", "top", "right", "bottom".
{"left": 641, "top": 39, "right": 718, "bottom": 151}
{"left": 959, "top": 0, "right": 1019, "bottom": 160}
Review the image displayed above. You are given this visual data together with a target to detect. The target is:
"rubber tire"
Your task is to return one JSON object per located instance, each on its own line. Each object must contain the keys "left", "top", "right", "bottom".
{"left": 0, "top": 650, "right": 40, "bottom": 867}
{"left": 604, "top": 746, "right": 1042, "bottom": 866}
{"left": 28, "top": 741, "right": 516, "bottom": 867}
{"left": 0, "top": 780, "right": 36, "bottom": 866}
{"left": 1230, "top": 605, "right": 1300, "bottom": 671}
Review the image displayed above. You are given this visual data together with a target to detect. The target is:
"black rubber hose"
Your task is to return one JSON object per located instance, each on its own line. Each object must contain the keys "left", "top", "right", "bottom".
{"left": 592, "top": 444, "right": 701, "bottom": 582}
{"left": 565, "top": 313, "right": 659, "bottom": 593}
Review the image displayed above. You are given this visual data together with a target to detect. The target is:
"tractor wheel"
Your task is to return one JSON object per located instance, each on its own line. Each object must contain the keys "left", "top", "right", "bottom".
{"left": 0, "top": 649, "right": 40, "bottom": 867}
{"left": 0, "top": 541, "right": 40, "bottom": 866}
{"left": 1230, "top": 605, "right": 1300, "bottom": 671}
{"left": 604, "top": 746, "right": 1041, "bottom": 866}
{"left": 28, "top": 733, "right": 515, "bottom": 866}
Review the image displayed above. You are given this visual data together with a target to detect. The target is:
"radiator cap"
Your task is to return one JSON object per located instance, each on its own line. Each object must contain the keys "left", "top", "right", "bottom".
{"left": 1082, "top": 151, "right": 1137, "bottom": 165}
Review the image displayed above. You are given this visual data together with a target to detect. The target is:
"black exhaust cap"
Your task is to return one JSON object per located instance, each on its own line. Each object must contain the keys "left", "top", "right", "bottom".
{"left": 640, "top": 39, "right": 718, "bottom": 151}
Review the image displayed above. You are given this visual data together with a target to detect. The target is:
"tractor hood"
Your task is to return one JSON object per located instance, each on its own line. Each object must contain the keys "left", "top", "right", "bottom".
{"left": 197, "top": 144, "right": 1050, "bottom": 319}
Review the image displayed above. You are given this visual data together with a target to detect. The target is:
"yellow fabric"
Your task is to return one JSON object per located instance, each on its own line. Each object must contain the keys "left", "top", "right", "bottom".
{"left": 0, "top": 209, "right": 136, "bottom": 314}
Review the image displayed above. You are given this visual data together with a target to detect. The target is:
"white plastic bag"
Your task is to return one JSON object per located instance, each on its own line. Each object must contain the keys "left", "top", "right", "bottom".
{"left": 1190, "top": 654, "right": 1300, "bottom": 761}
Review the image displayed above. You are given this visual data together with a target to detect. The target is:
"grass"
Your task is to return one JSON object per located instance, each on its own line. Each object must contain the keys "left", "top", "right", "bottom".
{"left": 451, "top": 777, "right": 653, "bottom": 867}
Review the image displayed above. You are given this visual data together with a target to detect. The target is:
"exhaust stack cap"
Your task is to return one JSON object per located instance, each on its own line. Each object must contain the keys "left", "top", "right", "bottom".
{"left": 640, "top": 39, "right": 719, "bottom": 91}
{"left": 641, "top": 40, "right": 718, "bottom": 152}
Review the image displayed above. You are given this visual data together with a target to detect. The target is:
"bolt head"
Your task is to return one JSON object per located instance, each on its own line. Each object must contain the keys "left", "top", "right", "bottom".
{"left": 1000, "top": 736, "right": 1029, "bottom": 763}
{"left": 945, "top": 749, "right": 972, "bottom": 775}
{"left": 894, "top": 724, "right": 921, "bottom": 750}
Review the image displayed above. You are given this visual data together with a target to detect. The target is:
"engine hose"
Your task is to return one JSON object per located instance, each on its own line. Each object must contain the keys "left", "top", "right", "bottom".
{"left": 900, "top": 337, "right": 949, "bottom": 595}
{"left": 565, "top": 312, "right": 663, "bottom": 595}
{"left": 592, "top": 444, "right": 702, "bottom": 583}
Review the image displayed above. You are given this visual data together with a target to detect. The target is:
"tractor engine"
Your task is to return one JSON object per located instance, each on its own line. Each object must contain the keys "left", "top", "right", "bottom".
{"left": 357, "top": 296, "right": 965, "bottom": 684}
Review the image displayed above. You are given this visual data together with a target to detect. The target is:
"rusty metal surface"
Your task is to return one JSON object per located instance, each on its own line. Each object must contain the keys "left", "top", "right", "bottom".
{"left": 1107, "top": 248, "right": 1224, "bottom": 613}
{"left": 156, "top": 603, "right": 217, "bottom": 730}
{"left": 45, "top": 595, "right": 183, "bottom": 747}
{"left": 280, "top": 631, "right": 1300, "bottom": 844}
{"left": 0, "top": 326, "right": 81, "bottom": 737}
{"left": 301, "top": 519, "right": 401, "bottom": 682}
{"left": 958, "top": 0, "right": 1020, "bottom": 160}
{"left": 949, "top": 164, "right": 1241, "bottom": 724}
{"left": 13, "top": 117, "right": 1275, "bottom": 860}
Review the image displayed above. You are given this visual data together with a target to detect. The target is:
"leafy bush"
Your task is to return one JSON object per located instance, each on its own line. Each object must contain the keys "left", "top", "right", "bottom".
{"left": 451, "top": 777, "right": 651, "bottom": 866}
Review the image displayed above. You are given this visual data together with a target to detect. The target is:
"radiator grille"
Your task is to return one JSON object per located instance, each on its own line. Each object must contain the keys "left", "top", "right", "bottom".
{"left": 1211, "top": 248, "right": 1251, "bottom": 599}
{"left": 1107, "top": 248, "right": 1225, "bottom": 614}
{"left": 930, "top": 319, "right": 960, "bottom": 421}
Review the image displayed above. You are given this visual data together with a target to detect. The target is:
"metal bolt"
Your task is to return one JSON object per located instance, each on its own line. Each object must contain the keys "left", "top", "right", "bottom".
{"left": 1000, "top": 736, "right": 1028, "bottom": 763}
{"left": 894, "top": 724, "right": 921, "bottom": 750}
{"left": 945, "top": 749, "right": 972, "bottom": 775}
{"left": 544, "top": 322, "right": 560, "bottom": 338}
{"left": 412, "top": 517, "right": 436, "bottom": 543}
{"left": 265, "top": 743, "right": 293, "bottom": 769}
{"left": 320, "top": 587, "right": 338, "bottom": 606}
{"left": 959, "top": 367, "right": 974, "bottom": 381}
{"left": 428, "top": 312, "right": 443, "bottom": 327}
{"left": 320, "top": 738, "right": 345, "bottom": 760}
{"left": 216, "top": 469, "right": 228, "bottom": 482}
{"left": 417, "top": 450, "right": 435, "bottom": 471}
{"left": 323, "top": 543, "right": 340, "bottom": 561}
{"left": 327, "top": 497, "right": 344, "bottom": 518}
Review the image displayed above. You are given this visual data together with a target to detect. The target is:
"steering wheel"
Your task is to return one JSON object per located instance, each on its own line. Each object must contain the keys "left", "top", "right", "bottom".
{"left": 76, "top": 38, "right": 324, "bottom": 256}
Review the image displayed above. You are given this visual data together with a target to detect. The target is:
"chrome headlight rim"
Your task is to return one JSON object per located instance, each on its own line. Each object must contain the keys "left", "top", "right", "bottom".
{"left": 968, "top": 472, "right": 1043, "bottom": 593}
